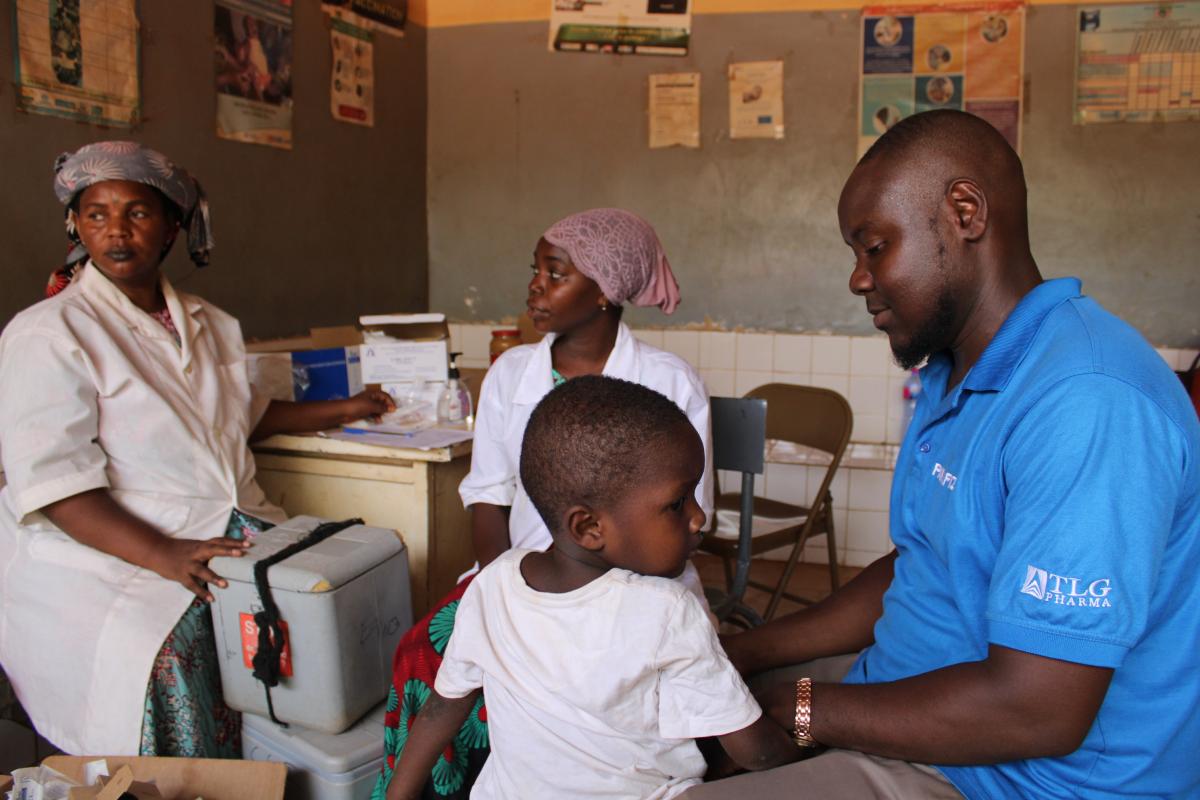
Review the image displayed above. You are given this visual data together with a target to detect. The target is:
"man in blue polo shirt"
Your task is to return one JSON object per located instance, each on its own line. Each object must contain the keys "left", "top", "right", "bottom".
{"left": 698, "top": 110, "right": 1200, "bottom": 799}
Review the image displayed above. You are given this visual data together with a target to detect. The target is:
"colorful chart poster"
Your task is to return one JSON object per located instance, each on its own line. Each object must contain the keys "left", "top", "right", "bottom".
{"left": 12, "top": 0, "right": 140, "bottom": 127}
{"left": 1075, "top": 2, "right": 1200, "bottom": 123}
{"left": 215, "top": 0, "right": 294, "bottom": 150}
{"left": 321, "top": 0, "right": 405, "bottom": 37}
{"left": 858, "top": 3, "right": 1024, "bottom": 156}
{"left": 550, "top": 0, "right": 690, "bottom": 56}
{"left": 331, "top": 19, "right": 374, "bottom": 127}
{"left": 729, "top": 60, "right": 785, "bottom": 139}
{"left": 649, "top": 72, "right": 701, "bottom": 148}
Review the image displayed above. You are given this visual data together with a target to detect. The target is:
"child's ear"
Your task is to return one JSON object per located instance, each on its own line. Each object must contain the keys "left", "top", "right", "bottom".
{"left": 564, "top": 505, "right": 604, "bottom": 552}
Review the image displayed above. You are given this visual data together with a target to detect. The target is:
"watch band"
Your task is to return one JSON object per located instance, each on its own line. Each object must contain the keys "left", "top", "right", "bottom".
{"left": 793, "top": 677, "right": 818, "bottom": 747}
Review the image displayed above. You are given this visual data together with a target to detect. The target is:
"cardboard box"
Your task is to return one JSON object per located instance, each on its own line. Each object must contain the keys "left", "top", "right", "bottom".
{"left": 37, "top": 756, "right": 286, "bottom": 800}
{"left": 245, "top": 327, "right": 366, "bottom": 403}
{"left": 291, "top": 347, "right": 364, "bottom": 402}
{"left": 358, "top": 314, "right": 450, "bottom": 388}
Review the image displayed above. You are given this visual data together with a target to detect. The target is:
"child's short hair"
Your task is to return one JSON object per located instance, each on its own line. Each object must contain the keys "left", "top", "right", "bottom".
{"left": 520, "top": 375, "right": 694, "bottom": 534}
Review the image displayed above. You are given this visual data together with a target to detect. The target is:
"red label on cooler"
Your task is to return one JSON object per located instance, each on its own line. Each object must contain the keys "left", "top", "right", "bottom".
{"left": 239, "top": 612, "right": 293, "bottom": 677}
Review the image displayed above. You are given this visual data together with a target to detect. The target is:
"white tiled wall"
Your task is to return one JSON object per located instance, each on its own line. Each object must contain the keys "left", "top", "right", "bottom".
{"left": 450, "top": 323, "right": 1198, "bottom": 568}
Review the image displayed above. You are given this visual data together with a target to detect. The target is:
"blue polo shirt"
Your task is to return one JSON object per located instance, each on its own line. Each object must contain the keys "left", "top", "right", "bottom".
{"left": 843, "top": 278, "right": 1200, "bottom": 799}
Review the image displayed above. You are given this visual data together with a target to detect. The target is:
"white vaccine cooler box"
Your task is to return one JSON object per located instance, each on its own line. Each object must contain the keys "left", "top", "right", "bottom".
{"left": 242, "top": 701, "right": 387, "bottom": 800}
{"left": 211, "top": 516, "right": 411, "bottom": 734}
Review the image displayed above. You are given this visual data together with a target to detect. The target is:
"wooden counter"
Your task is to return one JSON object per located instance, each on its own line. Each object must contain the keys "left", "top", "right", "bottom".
{"left": 251, "top": 433, "right": 474, "bottom": 619}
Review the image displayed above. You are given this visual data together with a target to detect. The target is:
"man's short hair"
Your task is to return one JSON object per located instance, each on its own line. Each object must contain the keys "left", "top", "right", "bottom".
{"left": 520, "top": 375, "right": 694, "bottom": 535}
{"left": 859, "top": 109, "right": 1025, "bottom": 190}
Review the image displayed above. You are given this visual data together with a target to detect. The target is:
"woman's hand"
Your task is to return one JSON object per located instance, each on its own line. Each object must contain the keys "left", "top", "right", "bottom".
{"left": 146, "top": 536, "right": 251, "bottom": 602}
{"left": 41, "top": 489, "right": 250, "bottom": 602}
{"left": 250, "top": 391, "right": 397, "bottom": 441}
{"left": 341, "top": 389, "right": 396, "bottom": 423}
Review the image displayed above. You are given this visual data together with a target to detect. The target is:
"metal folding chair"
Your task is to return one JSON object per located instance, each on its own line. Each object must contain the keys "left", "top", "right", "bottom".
{"left": 702, "top": 396, "right": 768, "bottom": 629}
{"left": 701, "top": 384, "right": 853, "bottom": 622}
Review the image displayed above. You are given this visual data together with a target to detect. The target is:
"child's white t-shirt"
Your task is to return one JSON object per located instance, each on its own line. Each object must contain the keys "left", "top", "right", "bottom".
{"left": 436, "top": 549, "right": 762, "bottom": 800}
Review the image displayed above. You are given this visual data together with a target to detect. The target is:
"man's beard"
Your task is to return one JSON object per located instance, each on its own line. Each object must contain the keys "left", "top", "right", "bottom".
{"left": 892, "top": 283, "right": 957, "bottom": 370}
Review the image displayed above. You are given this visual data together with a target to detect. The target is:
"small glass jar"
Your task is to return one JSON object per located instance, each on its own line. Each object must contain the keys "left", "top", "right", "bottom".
{"left": 489, "top": 329, "right": 521, "bottom": 363}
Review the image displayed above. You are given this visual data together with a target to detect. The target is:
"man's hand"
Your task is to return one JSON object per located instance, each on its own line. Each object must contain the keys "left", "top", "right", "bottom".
{"left": 752, "top": 647, "right": 1112, "bottom": 765}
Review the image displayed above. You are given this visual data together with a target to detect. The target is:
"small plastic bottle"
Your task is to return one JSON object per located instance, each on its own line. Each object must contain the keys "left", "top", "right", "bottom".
{"left": 489, "top": 329, "right": 521, "bottom": 364}
{"left": 438, "top": 351, "right": 474, "bottom": 429}
{"left": 900, "top": 369, "right": 922, "bottom": 439}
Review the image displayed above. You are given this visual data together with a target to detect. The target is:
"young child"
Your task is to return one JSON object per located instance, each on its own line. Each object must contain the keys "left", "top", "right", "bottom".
{"left": 387, "top": 376, "right": 799, "bottom": 800}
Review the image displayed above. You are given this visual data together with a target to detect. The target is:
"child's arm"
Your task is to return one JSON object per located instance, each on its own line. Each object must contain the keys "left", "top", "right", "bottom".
{"left": 386, "top": 689, "right": 480, "bottom": 800}
{"left": 716, "top": 714, "right": 804, "bottom": 771}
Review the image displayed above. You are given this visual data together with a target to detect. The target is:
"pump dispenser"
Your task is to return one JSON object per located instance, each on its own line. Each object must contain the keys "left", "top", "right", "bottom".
{"left": 437, "top": 351, "right": 473, "bottom": 428}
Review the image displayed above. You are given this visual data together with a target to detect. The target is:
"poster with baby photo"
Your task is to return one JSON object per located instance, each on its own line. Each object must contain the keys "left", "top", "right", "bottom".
{"left": 857, "top": 2, "right": 1024, "bottom": 158}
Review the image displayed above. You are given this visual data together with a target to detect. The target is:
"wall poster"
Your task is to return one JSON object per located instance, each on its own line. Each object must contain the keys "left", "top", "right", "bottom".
{"left": 215, "top": 0, "right": 294, "bottom": 150}
{"left": 322, "top": 0, "right": 405, "bottom": 36}
{"left": 330, "top": 18, "right": 374, "bottom": 126}
{"left": 550, "top": 0, "right": 690, "bottom": 56}
{"left": 649, "top": 72, "right": 701, "bottom": 148}
{"left": 1075, "top": 1, "right": 1200, "bottom": 123}
{"left": 858, "top": 3, "right": 1025, "bottom": 157}
{"left": 729, "top": 60, "right": 785, "bottom": 139}
{"left": 12, "top": 0, "right": 140, "bottom": 127}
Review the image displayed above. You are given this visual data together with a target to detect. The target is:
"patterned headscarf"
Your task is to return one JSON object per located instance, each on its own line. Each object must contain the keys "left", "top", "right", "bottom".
{"left": 47, "top": 141, "right": 213, "bottom": 296}
{"left": 542, "top": 208, "right": 681, "bottom": 314}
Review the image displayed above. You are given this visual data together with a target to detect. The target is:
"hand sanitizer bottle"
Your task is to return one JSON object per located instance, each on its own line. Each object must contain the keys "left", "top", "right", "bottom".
{"left": 437, "top": 351, "right": 473, "bottom": 429}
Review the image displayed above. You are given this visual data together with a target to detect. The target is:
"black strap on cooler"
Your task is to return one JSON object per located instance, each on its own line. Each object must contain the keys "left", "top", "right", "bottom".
{"left": 251, "top": 517, "right": 363, "bottom": 726}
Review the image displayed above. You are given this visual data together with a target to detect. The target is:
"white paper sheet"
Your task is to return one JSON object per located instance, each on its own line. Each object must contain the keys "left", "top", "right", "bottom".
{"left": 325, "top": 427, "right": 474, "bottom": 450}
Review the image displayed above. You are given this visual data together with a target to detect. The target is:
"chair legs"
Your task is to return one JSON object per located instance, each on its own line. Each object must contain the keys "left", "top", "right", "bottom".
{"left": 761, "top": 497, "right": 839, "bottom": 621}
{"left": 764, "top": 536, "right": 805, "bottom": 621}
{"left": 825, "top": 496, "right": 840, "bottom": 592}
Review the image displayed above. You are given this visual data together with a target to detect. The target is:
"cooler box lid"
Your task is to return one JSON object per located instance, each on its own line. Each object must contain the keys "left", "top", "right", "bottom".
{"left": 212, "top": 516, "right": 404, "bottom": 593}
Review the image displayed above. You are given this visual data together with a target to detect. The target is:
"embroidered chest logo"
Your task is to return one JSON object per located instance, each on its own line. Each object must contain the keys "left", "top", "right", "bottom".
{"left": 931, "top": 462, "right": 957, "bottom": 491}
{"left": 1020, "top": 565, "right": 1113, "bottom": 608}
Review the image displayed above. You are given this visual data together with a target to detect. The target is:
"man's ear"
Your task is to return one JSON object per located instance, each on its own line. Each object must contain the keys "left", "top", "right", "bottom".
{"left": 947, "top": 178, "right": 988, "bottom": 242}
{"left": 564, "top": 505, "right": 604, "bottom": 553}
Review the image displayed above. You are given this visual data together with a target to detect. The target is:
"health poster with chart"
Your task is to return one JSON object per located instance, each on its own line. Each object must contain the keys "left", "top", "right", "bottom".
{"left": 858, "top": 3, "right": 1025, "bottom": 157}
{"left": 549, "top": 0, "right": 690, "bottom": 56}
{"left": 12, "top": 0, "right": 140, "bottom": 127}
{"left": 215, "top": 0, "right": 294, "bottom": 150}
{"left": 330, "top": 19, "right": 374, "bottom": 126}
{"left": 1075, "top": 2, "right": 1200, "bottom": 123}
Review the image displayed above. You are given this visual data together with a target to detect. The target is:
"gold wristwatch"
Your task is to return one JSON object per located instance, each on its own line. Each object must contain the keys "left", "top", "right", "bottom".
{"left": 793, "top": 677, "right": 818, "bottom": 747}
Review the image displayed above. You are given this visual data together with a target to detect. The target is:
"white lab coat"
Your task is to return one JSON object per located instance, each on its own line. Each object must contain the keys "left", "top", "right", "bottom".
{"left": 459, "top": 321, "right": 713, "bottom": 564}
{"left": 0, "top": 263, "right": 285, "bottom": 755}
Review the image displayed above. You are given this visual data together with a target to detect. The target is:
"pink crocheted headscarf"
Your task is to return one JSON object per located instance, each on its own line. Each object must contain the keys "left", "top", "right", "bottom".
{"left": 542, "top": 208, "right": 681, "bottom": 315}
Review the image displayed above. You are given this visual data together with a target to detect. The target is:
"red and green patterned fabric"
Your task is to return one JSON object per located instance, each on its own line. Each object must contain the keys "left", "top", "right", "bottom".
{"left": 372, "top": 576, "right": 489, "bottom": 800}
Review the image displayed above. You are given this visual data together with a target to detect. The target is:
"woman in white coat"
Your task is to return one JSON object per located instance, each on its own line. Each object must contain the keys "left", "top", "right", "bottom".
{"left": 0, "top": 142, "right": 393, "bottom": 757}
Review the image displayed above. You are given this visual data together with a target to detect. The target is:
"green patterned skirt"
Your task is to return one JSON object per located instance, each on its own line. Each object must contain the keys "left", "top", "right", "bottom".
{"left": 138, "top": 509, "right": 271, "bottom": 757}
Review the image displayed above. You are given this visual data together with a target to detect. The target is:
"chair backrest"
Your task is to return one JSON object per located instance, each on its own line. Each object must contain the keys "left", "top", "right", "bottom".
{"left": 745, "top": 383, "right": 853, "bottom": 459}
{"left": 710, "top": 396, "right": 767, "bottom": 475}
